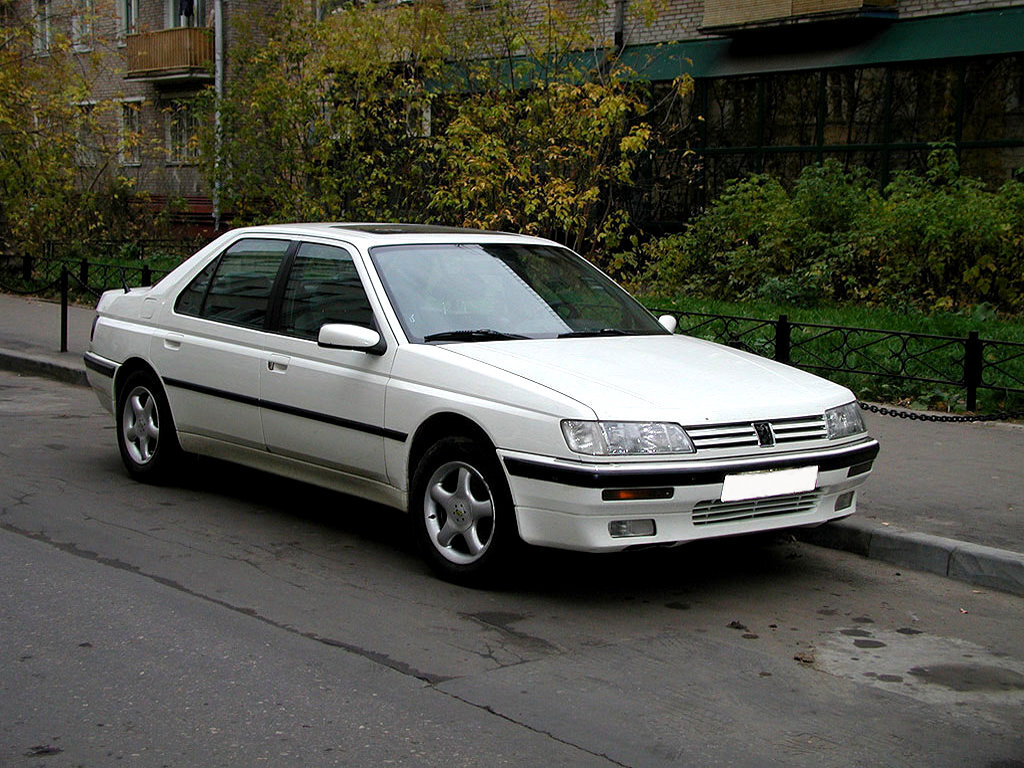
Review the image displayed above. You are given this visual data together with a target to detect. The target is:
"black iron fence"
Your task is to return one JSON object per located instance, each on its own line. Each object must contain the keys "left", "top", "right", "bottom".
{"left": 655, "top": 309, "right": 1024, "bottom": 414}
{"left": 0, "top": 240, "right": 198, "bottom": 352}
{"left": 2, "top": 245, "right": 1023, "bottom": 415}
{"left": 2, "top": 239, "right": 196, "bottom": 297}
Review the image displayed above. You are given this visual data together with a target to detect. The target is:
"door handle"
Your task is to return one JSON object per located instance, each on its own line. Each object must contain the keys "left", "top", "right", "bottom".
{"left": 163, "top": 332, "right": 183, "bottom": 351}
{"left": 267, "top": 354, "right": 290, "bottom": 373}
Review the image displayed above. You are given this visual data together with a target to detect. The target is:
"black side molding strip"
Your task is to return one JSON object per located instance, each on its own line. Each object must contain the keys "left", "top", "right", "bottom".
{"left": 83, "top": 353, "right": 116, "bottom": 378}
{"left": 504, "top": 441, "right": 880, "bottom": 490}
{"left": 163, "top": 376, "right": 407, "bottom": 443}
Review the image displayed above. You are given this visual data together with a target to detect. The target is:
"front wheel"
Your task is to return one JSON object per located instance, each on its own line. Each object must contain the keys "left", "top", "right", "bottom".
{"left": 411, "top": 437, "right": 519, "bottom": 585}
{"left": 115, "top": 370, "right": 182, "bottom": 483}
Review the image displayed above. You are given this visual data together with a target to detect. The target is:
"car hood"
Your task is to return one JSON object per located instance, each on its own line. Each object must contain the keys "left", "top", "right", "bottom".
{"left": 442, "top": 335, "right": 854, "bottom": 423}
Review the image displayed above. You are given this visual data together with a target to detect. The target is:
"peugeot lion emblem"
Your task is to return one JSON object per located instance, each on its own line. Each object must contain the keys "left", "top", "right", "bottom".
{"left": 753, "top": 422, "right": 776, "bottom": 448}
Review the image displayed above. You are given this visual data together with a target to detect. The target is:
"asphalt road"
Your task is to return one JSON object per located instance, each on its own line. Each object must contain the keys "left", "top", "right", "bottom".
{"left": 2, "top": 370, "right": 1023, "bottom": 767}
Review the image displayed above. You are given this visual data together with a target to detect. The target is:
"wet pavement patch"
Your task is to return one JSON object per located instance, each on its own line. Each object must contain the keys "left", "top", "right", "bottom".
{"left": 854, "top": 639, "right": 888, "bottom": 649}
{"left": 908, "top": 664, "right": 1024, "bottom": 693}
{"left": 25, "top": 745, "right": 63, "bottom": 757}
{"left": 813, "top": 628, "right": 1024, "bottom": 710}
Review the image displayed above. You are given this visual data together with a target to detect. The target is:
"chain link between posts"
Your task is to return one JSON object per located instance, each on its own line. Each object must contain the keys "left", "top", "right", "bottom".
{"left": 859, "top": 402, "right": 1024, "bottom": 423}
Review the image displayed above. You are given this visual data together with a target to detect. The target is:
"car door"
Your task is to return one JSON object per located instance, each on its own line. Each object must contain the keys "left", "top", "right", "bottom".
{"left": 151, "top": 237, "right": 293, "bottom": 449}
{"left": 259, "top": 241, "right": 395, "bottom": 481}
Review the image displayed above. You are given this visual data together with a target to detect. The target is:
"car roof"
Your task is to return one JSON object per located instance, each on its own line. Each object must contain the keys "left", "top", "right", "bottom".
{"left": 231, "top": 222, "right": 556, "bottom": 246}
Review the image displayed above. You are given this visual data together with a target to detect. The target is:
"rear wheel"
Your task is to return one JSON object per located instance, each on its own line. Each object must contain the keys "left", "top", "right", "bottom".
{"left": 116, "top": 370, "right": 181, "bottom": 483}
{"left": 411, "top": 436, "right": 518, "bottom": 585}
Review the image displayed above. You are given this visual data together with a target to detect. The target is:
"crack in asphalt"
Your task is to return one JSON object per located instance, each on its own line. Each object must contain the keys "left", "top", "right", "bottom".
{"left": 0, "top": 519, "right": 626, "bottom": 766}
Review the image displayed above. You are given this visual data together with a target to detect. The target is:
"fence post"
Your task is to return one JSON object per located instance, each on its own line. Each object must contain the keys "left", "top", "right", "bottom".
{"left": 775, "top": 314, "right": 791, "bottom": 364}
{"left": 22, "top": 254, "right": 32, "bottom": 281}
{"left": 79, "top": 258, "right": 89, "bottom": 287}
{"left": 142, "top": 265, "right": 152, "bottom": 286}
{"left": 965, "top": 331, "right": 982, "bottom": 412}
{"left": 60, "top": 266, "right": 69, "bottom": 353}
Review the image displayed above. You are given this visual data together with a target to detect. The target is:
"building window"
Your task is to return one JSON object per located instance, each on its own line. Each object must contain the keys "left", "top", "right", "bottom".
{"left": 166, "top": 100, "right": 200, "bottom": 164}
{"left": 406, "top": 101, "right": 431, "bottom": 138}
{"left": 72, "top": 0, "right": 95, "bottom": 52}
{"left": 76, "top": 103, "right": 101, "bottom": 168}
{"left": 120, "top": 101, "right": 143, "bottom": 166}
{"left": 33, "top": 0, "right": 51, "bottom": 54}
{"left": 120, "top": 0, "right": 139, "bottom": 36}
{"left": 168, "top": 0, "right": 208, "bottom": 28}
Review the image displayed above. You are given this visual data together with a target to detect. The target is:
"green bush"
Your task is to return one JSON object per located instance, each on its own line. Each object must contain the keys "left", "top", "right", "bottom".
{"left": 640, "top": 147, "right": 1024, "bottom": 314}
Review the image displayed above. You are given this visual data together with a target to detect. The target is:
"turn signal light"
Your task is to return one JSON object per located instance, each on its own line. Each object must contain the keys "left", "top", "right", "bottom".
{"left": 602, "top": 488, "right": 674, "bottom": 502}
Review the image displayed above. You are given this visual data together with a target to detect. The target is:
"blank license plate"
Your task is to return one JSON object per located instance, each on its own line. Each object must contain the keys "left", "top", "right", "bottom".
{"left": 720, "top": 466, "right": 818, "bottom": 503}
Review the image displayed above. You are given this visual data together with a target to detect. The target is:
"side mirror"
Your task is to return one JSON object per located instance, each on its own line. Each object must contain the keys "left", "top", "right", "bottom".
{"left": 318, "top": 323, "right": 387, "bottom": 355}
{"left": 658, "top": 314, "right": 678, "bottom": 334}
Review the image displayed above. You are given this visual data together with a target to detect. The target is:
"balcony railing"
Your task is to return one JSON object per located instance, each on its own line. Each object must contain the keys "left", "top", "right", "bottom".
{"left": 703, "top": 0, "right": 896, "bottom": 30}
{"left": 125, "top": 27, "right": 213, "bottom": 81}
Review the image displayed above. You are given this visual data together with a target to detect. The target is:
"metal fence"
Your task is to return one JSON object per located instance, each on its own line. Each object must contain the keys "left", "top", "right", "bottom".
{"left": 2, "top": 247, "right": 1023, "bottom": 414}
{"left": 656, "top": 309, "right": 1024, "bottom": 413}
{"left": 0, "top": 240, "right": 197, "bottom": 352}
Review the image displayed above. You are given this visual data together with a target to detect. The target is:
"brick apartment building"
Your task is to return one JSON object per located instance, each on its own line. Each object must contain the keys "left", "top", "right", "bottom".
{"left": 14, "top": 0, "right": 1024, "bottom": 230}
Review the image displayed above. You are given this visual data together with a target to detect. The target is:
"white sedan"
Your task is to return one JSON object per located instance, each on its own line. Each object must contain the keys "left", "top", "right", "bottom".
{"left": 84, "top": 224, "right": 879, "bottom": 583}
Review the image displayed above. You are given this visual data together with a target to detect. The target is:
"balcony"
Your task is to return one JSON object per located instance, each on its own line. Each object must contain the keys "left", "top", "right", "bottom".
{"left": 703, "top": 0, "right": 896, "bottom": 33}
{"left": 125, "top": 27, "right": 213, "bottom": 82}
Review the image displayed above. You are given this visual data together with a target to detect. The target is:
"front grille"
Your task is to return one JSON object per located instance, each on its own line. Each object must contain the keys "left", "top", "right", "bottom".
{"left": 692, "top": 492, "right": 822, "bottom": 526}
{"left": 686, "top": 415, "right": 827, "bottom": 451}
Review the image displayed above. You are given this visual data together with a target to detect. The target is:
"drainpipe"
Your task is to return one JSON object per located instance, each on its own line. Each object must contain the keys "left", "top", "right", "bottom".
{"left": 614, "top": 0, "right": 625, "bottom": 54}
{"left": 213, "top": 0, "right": 224, "bottom": 231}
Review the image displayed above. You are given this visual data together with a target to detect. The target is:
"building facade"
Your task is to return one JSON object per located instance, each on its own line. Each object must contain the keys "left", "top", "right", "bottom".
{"left": 616, "top": 0, "right": 1024, "bottom": 226}
{"left": 13, "top": 0, "right": 1024, "bottom": 231}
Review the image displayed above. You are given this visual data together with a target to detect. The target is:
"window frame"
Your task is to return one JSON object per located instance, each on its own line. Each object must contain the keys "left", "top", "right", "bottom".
{"left": 71, "top": 0, "right": 95, "bottom": 52}
{"left": 174, "top": 238, "right": 295, "bottom": 330}
{"left": 33, "top": 0, "right": 51, "bottom": 54}
{"left": 164, "top": 99, "right": 200, "bottom": 165}
{"left": 118, "top": 98, "right": 144, "bottom": 167}
{"left": 119, "top": 0, "right": 139, "bottom": 38}
{"left": 275, "top": 242, "right": 380, "bottom": 341}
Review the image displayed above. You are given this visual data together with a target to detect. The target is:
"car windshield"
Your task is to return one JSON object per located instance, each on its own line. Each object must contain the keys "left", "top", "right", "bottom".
{"left": 369, "top": 243, "right": 667, "bottom": 344}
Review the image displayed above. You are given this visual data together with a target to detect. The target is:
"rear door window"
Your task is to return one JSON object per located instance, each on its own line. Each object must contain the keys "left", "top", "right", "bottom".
{"left": 175, "top": 238, "right": 291, "bottom": 329}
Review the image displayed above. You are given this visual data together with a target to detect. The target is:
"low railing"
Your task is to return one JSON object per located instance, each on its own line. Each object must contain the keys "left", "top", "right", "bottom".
{"left": 125, "top": 27, "right": 213, "bottom": 79}
{"left": 655, "top": 309, "right": 1024, "bottom": 413}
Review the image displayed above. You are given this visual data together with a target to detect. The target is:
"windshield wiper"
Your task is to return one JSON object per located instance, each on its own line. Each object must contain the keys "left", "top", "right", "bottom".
{"left": 423, "top": 329, "right": 529, "bottom": 343}
{"left": 557, "top": 328, "right": 631, "bottom": 338}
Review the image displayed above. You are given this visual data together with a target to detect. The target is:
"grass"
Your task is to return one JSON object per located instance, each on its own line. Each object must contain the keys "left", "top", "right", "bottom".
{"left": 635, "top": 293, "right": 1024, "bottom": 344}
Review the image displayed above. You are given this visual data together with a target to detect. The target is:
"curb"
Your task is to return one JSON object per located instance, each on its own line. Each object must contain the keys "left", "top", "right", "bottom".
{"left": 796, "top": 517, "right": 1024, "bottom": 597}
{"left": 0, "top": 347, "right": 88, "bottom": 387}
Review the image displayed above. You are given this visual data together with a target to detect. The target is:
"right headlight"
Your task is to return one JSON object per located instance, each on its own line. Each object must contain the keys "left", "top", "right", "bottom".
{"left": 825, "top": 402, "right": 866, "bottom": 440}
{"left": 561, "top": 420, "right": 696, "bottom": 456}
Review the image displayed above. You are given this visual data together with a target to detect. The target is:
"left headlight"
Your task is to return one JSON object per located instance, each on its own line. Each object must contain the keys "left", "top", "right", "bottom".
{"left": 561, "top": 420, "right": 696, "bottom": 456}
{"left": 825, "top": 402, "right": 866, "bottom": 440}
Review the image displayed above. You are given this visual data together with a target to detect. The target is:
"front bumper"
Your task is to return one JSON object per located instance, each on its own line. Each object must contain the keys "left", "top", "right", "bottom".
{"left": 501, "top": 438, "right": 879, "bottom": 551}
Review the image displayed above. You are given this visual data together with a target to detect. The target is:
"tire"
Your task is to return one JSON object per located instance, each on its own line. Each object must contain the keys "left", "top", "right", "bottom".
{"left": 410, "top": 436, "right": 519, "bottom": 586}
{"left": 115, "top": 370, "right": 182, "bottom": 483}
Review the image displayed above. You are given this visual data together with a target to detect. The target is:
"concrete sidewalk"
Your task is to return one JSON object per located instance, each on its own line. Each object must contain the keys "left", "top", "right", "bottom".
{"left": 2, "top": 291, "right": 1022, "bottom": 595}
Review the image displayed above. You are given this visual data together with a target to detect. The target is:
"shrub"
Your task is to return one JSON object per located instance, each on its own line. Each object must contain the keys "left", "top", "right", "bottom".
{"left": 639, "top": 147, "right": 1024, "bottom": 314}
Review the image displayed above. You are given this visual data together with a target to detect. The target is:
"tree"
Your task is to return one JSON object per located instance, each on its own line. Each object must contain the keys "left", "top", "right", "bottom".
{"left": 201, "top": 0, "right": 688, "bottom": 266}
{"left": 0, "top": 2, "right": 158, "bottom": 257}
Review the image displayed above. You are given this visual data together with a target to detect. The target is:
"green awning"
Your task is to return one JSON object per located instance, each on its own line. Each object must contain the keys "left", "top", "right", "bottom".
{"left": 622, "top": 7, "right": 1024, "bottom": 80}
